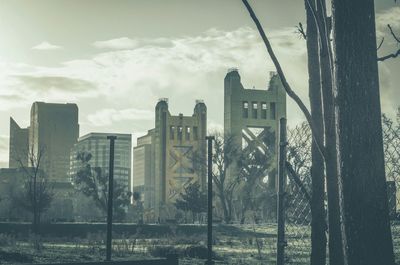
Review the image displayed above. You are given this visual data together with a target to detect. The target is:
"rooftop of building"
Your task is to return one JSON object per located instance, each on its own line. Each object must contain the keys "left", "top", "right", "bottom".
{"left": 33, "top": 101, "right": 78, "bottom": 107}
{"left": 78, "top": 132, "right": 132, "bottom": 142}
{"left": 225, "top": 68, "right": 281, "bottom": 92}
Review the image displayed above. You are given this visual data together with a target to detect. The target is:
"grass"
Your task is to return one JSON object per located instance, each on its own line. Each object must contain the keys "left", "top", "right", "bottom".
{"left": 0, "top": 223, "right": 399, "bottom": 265}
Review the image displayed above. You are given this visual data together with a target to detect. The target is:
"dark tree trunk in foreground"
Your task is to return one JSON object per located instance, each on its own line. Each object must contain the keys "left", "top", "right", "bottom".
{"left": 332, "top": 1, "right": 395, "bottom": 264}
{"left": 315, "top": 1, "right": 344, "bottom": 264}
{"left": 306, "top": 1, "right": 327, "bottom": 264}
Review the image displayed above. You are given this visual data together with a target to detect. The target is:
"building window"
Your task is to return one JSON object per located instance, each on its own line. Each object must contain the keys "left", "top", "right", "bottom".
{"left": 261, "top": 102, "right": 267, "bottom": 119}
{"left": 270, "top": 102, "right": 276, "bottom": 120}
{"left": 186, "top": 126, "right": 191, "bottom": 140}
{"left": 193, "top": 126, "right": 198, "bottom": 140}
{"left": 252, "top": 102, "right": 258, "bottom": 119}
{"left": 243, "top": 101, "right": 249, "bottom": 118}
{"left": 170, "top": 126, "right": 175, "bottom": 140}
{"left": 177, "top": 126, "right": 183, "bottom": 140}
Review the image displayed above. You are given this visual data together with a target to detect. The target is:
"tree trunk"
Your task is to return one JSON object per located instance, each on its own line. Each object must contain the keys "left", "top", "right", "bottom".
{"left": 316, "top": 1, "right": 344, "bottom": 264}
{"left": 332, "top": 1, "right": 395, "bottom": 264}
{"left": 219, "top": 192, "right": 230, "bottom": 223}
{"left": 306, "top": 2, "right": 327, "bottom": 264}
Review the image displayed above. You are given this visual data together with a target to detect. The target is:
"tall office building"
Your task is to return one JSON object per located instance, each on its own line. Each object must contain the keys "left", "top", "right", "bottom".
{"left": 133, "top": 130, "right": 154, "bottom": 209}
{"left": 29, "top": 102, "right": 79, "bottom": 181}
{"left": 70, "top": 133, "right": 132, "bottom": 193}
{"left": 133, "top": 99, "right": 207, "bottom": 218}
{"left": 9, "top": 102, "right": 79, "bottom": 182}
{"left": 224, "top": 69, "right": 286, "bottom": 188}
{"left": 9, "top": 118, "right": 29, "bottom": 168}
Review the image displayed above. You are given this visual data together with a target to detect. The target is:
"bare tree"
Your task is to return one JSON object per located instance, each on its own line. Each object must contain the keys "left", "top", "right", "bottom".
{"left": 304, "top": 1, "right": 329, "bottom": 264}
{"left": 193, "top": 132, "right": 241, "bottom": 223}
{"left": 74, "top": 151, "right": 132, "bottom": 222}
{"left": 15, "top": 145, "right": 53, "bottom": 234}
{"left": 241, "top": 1, "right": 339, "bottom": 263}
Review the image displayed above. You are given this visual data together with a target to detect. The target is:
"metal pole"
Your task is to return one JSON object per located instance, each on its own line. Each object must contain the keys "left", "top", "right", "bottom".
{"left": 106, "top": 135, "right": 117, "bottom": 261}
{"left": 277, "top": 118, "right": 287, "bottom": 265}
{"left": 205, "top": 136, "right": 215, "bottom": 265}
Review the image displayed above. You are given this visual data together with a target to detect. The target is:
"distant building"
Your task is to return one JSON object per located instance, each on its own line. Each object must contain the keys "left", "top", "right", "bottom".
{"left": 9, "top": 118, "right": 29, "bottom": 168}
{"left": 133, "top": 99, "right": 207, "bottom": 219}
{"left": 224, "top": 69, "right": 286, "bottom": 188}
{"left": 69, "top": 133, "right": 132, "bottom": 194}
{"left": 133, "top": 130, "right": 154, "bottom": 209}
{"left": 29, "top": 102, "right": 79, "bottom": 181}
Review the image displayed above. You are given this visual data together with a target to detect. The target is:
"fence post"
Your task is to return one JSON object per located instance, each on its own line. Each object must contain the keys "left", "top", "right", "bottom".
{"left": 277, "top": 118, "right": 287, "bottom": 265}
{"left": 205, "top": 136, "right": 215, "bottom": 265}
{"left": 106, "top": 135, "right": 117, "bottom": 261}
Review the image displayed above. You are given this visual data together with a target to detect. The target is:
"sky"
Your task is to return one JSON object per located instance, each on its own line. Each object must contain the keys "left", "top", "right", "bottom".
{"left": 0, "top": 0, "right": 399, "bottom": 168}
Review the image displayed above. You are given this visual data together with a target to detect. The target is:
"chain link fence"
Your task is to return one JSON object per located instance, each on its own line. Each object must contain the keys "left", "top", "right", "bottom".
{"left": 383, "top": 113, "right": 400, "bottom": 262}
{"left": 284, "top": 123, "right": 313, "bottom": 265}
{"left": 281, "top": 113, "right": 400, "bottom": 265}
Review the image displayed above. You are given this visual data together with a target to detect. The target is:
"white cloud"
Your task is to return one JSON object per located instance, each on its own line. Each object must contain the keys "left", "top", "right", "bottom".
{"left": 87, "top": 108, "right": 154, "bottom": 127}
{"left": 32, "top": 41, "right": 63, "bottom": 50}
{"left": 376, "top": 7, "right": 400, "bottom": 39}
{"left": 1, "top": 26, "right": 309, "bottom": 132}
{"left": 93, "top": 37, "right": 174, "bottom": 50}
{"left": 2, "top": 24, "right": 399, "bottom": 165}
{"left": 376, "top": 7, "right": 400, "bottom": 28}
{"left": 93, "top": 37, "right": 139, "bottom": 49}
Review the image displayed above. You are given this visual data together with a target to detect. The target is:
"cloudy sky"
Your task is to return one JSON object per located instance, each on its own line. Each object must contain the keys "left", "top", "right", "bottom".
{"left": 0, "top": 0, "right": 399, "bottom": 168}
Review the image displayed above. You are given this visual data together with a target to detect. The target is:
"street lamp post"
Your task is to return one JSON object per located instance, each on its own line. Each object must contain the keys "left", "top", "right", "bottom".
{"left": 205, "top": 136, "right": 215, "bottom": 265}
{"left": 106, "top": 135, "right": 117, "bottom": 261}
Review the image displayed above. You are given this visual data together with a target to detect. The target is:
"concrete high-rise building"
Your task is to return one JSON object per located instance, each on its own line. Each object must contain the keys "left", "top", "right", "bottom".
{"left": 29, "top": 102, "right": 79, "bottom": 181}
{"left": 224, "top": 69, "right": 286, "bottom": 188}
{"left": 133, "top": 130, "right": 154, "bottom": 209}
{"left": 69, "top": 133, "right": 132, "bottom": 193}
{"left": 133, "top": 99, "right": 207, "bottom": 218}
{"left": 9, "top": 118, "right": 29, "bottom": 168}
{"left": 9, "top": 102, "right": 79, "bottom": 182}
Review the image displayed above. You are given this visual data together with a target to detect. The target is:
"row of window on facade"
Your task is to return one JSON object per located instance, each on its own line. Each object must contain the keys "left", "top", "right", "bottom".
{"left": 169, "top": 126, "right": 199, "bottom": 141}
{"left": 243, "top": 101, "right": 276, "bottom": 120}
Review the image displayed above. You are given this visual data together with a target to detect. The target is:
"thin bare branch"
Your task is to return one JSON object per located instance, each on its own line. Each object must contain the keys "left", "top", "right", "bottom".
{"left": 388, "top": 24, "right": 400, "bottom": 43}
{"left": 378, "top": 24, "right": 400, "bottom": 62}
{"left": 241, "top": 0, "right": 326, "bottom": 158}
{"left": 378, "top": 49, "right": 400, "bottom": 61}
{"left": 296, "top": 22, "right": 307, "bottom": 40}
{"left": 377, "top": 37, "right": 385, "bottom": 50}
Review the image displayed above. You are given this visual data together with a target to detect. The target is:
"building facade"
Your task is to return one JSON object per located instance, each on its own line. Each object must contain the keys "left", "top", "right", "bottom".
{"left": 9, "top": 118, "right": 29, "bottom": 168}
{"left": 133, "top": 130, "right": 154, "bottom": 209}
{"left": 133, "top": 99, "right": 207, "bottom": 219}
{"left": 224, "top": 69, "right": 286, "bottom": 188}
{"left": 9, "top": 102, "right": 79, "bottom": 182}
{"left": 70, "top": 133, "right": 132, "bottom": 193}
{"left": 29, "top": 102, "right": 79, "bottom": 181}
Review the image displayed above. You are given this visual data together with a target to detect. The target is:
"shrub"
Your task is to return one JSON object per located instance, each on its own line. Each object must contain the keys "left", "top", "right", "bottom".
{"left": 0, "top": 233, "right": 16, "bottom": 247}
{"left": 148, "top": 245, "right": 181, "bottom": 257}
{"left": 0, "top": 249, "right": 33, "bottom": 263}
{"left": 184, "top": 245, "right": 216, "bottom": 259}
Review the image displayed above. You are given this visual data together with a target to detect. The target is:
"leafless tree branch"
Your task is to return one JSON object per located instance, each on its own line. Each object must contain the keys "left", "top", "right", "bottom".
{"left": 241, "top": 0, "right": 326, "bottom": 158}
{"left": 388, "top": 24, "right": 400, "bottom": 43}
{"left": 296, "top": 22, "right": 307, "bottom": 40}
{"left": 378, "top": 49, "right": 400, "bottom": 61}
{"left": 378, "top": 24, "right": 400, "bottom": 62}
{"left": 377, "top": 37, "right": 385, "bottom": 50}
